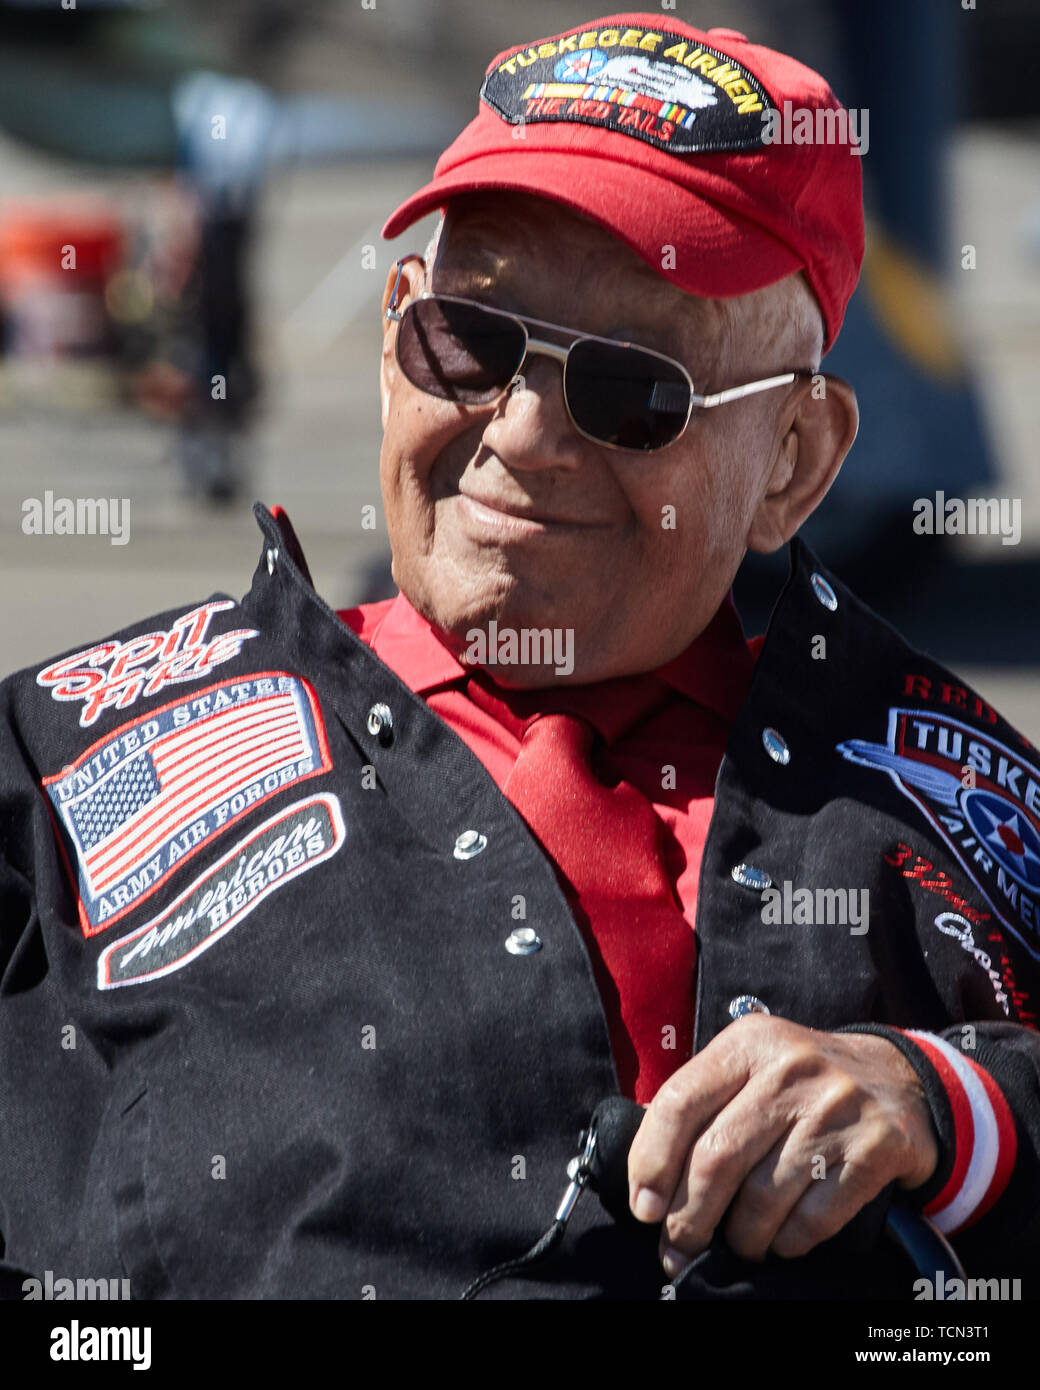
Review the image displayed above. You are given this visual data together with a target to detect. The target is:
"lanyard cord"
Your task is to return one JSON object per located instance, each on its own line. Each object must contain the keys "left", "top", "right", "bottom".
{"left": 459, "top": 1123, "right": 598, "bottom": 1301}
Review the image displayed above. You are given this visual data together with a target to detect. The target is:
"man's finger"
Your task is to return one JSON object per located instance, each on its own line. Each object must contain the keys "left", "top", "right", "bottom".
{"left": 721, "top": 1129, "right": 826, "bottom": 1262}
{"left": 657, "top": 1082, "right": 797, "bottom": 1266}
{"left": 628, "top": 1025, "right": 757, "bottom": 1221}
{"left": 769, "top": 1152, "right": 892, "bottom": 1260}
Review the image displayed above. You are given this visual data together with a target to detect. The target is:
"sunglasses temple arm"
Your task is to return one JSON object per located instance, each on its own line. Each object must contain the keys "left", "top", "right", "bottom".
{"left": 386, "top": 254, "right": 425, "bottom": 319}
{"left": 692, "top": 372, "right": 799, "bottom": 409}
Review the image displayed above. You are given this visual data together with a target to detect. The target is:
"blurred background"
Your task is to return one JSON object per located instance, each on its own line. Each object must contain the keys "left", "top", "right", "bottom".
{"left": 1, "top": 0, "right": 1038, "bottom": 734}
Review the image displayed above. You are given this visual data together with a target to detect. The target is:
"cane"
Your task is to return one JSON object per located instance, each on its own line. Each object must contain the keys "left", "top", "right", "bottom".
{"left": 460, "top": 1095, "right": 965, "bottom": 1298}
{"left": 585, "top": 1095, "right": 967, "bottom": 1284}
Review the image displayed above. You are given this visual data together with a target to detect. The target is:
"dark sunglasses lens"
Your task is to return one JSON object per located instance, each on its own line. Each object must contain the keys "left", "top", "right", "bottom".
{"left": 566, "top": 340, "right": 690, "bottom": 450}
{"left": 397, "top": 298, "right": 526, "bottom": 403}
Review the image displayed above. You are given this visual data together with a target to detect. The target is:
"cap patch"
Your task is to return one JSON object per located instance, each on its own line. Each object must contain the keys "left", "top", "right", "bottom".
{"left": 481, "top": 24, "right": 774, "bottom": 156}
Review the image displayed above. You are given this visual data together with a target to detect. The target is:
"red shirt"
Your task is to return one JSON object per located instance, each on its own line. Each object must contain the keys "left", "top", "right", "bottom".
{"left": 338, "top": 592, "right": 762, "bottom": 1096}
{"left": 333, "top": 589, "right": 1018, "bottom": 1225}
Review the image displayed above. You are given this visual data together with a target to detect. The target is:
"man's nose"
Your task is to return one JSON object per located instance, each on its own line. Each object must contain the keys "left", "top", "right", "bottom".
{"left": 480, "top": 354, "right": 589, "bottom": 471}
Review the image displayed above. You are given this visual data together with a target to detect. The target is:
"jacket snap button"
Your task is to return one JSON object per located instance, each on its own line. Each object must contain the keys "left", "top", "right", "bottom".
{"left": 505, "top": 927, "right": 542, "bottom": 955}
{"left": 366, "top": 702, "right": 393, "bottom": 742}
{"left": 729, "top": 995, "right": 770, "bottom": 1020}
{"left": 266, "top": 546, "right": 279, "bottom": 575}
{"left": 454, "top": 829, "right": 487, "bottom": 859}
{"left": 731, "top": 863, "right": 772, "bottom": 891}
{"left": 762, "top": 728, "right": 790, "bottom": 765}
{"left": 810, "top": 572, "right": 838, "bottom": 611}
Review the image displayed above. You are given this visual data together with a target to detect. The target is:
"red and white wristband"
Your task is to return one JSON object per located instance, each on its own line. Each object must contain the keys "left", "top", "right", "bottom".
{"left": 901, "top": 1030, "right": 1018, "bottom": 1234}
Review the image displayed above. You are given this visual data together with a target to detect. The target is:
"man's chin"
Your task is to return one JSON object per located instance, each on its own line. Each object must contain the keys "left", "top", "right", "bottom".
{"left": 467, "top": 662, "right": 581, "bottom": 691}
{"left": 403, "top": 590, "right": 585, "bottom": 685}
{"left": 402, "top": 575, "right": 554, "bottom": 651}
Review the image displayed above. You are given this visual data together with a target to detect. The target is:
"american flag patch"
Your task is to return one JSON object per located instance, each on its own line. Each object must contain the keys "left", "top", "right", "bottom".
{"left": 43, "top": 672, "right": 331, "bottom": 936}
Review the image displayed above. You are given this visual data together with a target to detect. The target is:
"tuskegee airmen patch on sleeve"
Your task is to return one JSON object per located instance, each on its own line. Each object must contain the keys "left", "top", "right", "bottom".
{"left": 42, "top": 671, "right": 332, "bottom": 936}
{"left": 838, "top": 707, "right": 1040, "bottom": 963}
{"left": 481, "top": 23, "right": 775, "bottom": 156}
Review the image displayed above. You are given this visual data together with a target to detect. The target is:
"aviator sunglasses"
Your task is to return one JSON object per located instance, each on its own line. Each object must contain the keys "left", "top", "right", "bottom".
{"left": 386, "top": 254, "right": 812, "bottom": 453}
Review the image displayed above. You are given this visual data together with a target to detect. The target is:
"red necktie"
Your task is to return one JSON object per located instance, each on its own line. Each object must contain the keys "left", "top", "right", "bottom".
{"left": 466, "top": 677, "right": 695, "bottom": 1102}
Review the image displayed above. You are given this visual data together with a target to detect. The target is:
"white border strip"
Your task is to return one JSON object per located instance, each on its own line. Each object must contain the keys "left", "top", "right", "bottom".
{"left": 907, "top": 1030, "right": 999, "bottom": 1233}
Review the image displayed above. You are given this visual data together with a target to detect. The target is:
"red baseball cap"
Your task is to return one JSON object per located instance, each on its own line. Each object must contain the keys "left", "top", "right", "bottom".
{"left": 382, "top": 14, "right": 864, "bottom": 352}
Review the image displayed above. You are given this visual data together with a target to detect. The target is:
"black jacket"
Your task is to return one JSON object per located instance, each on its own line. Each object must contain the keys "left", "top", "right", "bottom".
{"left": 1, "top": 504, "right": 1038, "bottom": 1300}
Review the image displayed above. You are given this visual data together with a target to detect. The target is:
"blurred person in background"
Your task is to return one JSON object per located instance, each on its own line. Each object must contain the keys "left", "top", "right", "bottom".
{"left": 0, "top": 0, "right": 459, "bottom": 500}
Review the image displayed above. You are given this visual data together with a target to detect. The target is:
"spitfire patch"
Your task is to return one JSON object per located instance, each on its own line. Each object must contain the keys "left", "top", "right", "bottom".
{"left": 97, "top": 794, "right": 345, "bottom": 989}
{"left": 36, "top": 599, "right": 259, "bottom": 728}
{"left": 839, "top": 708, "right": 1040, "bottom": 960}
{"left": 481, "top": 24, "right": 773, "bottom": 156}
{"left": 43, "top": 672, "right": 332, "bottom": 936}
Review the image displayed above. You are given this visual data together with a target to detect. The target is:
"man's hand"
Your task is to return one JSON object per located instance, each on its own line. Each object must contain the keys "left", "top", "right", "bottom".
{"left": 627, "top": 1015, "right": 940, "bottom": 1278}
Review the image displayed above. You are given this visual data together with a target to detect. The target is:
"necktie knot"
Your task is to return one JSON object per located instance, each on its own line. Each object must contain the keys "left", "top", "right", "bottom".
{"left": 519, "top": 708, "right": 594, "bottom": 748}
{"left": 464, "top": 669, "right": 671, "bottom": 749}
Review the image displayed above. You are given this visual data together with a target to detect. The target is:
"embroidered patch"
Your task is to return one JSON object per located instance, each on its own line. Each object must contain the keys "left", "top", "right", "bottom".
{"left": 481, "top": 24, "right": 773, "bottom": 155}
{"left": 931, "top": 911, "right": 1011, "bottom": 1018}
{"left": 97, "top": 794, "right": 345, "bottom": 988}
{"left": 884, "top": 842, "right": 1038, "bottom": 1026}
{"left": 43, "top": 672, "right": 331, "bottom": 936}
{"left": 36, "top": 600, "right": 259, "bottom": 727}
{"left": 839, "top": 708, "right": 1040, "bottom": 960}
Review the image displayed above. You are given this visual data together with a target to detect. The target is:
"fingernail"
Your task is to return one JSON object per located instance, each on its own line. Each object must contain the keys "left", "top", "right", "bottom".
{"left": 662, "top": 1247, "right": 690, "bottom": 1279}
{"left": 631, "top": 1187, "right": 667, "bottom": 1223}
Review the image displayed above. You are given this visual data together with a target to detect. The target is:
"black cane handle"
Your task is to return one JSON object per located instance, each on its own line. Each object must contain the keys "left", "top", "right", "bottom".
{"left": 584, "top": 1095, "right": 966, "bottom": 1280}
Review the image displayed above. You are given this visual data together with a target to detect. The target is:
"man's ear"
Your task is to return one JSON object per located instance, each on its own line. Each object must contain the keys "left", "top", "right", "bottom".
{"left": 745, "top": 374, "right": 859, "bottom": 553}
{"left": 379, "top": 256, "right": 426, "bottom": 432}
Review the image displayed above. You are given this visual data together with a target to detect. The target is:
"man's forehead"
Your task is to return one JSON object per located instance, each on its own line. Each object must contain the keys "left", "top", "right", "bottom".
{"left": 433, "top": 192, "right": 724, "bottom": 327}
{"left": 437, "top": 191, "right": 660, "bottom": 277}
{"left": 429, "top": 193, "right": 821, "bottom": 371}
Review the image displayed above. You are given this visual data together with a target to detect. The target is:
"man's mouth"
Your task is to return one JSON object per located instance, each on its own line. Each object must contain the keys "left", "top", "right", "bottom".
{"left": 456, "top": 490, "right": 609, "bottom": 532}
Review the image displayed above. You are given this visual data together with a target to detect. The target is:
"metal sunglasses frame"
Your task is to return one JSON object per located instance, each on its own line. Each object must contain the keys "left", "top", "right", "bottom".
{"left": 385, "top": 254, "right": 812, "bottom": 453}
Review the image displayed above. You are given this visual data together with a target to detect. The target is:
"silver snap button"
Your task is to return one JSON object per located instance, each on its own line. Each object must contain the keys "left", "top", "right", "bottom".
{"left": 266, "top": 546, "right": 279, "bottom": 575}
{"left": 810, "top": 572, "right": 838, "bottom": 612}
{"left": 454, "top": 829, "right": 487, "bottom": 860}
{"left": 762, "top": 728, "right": 790, "bottom": 765}
{"left": 366, "top": 702, "right": 393, "bottom": 741}
{"left": 505, "top": 926, "right": 541, "bottom": 955}
{"left": 731, "top": 863, "right": 772, "bottom": 891}
{"left": 729, "top": 995, "right": 770, "bottom": 1020}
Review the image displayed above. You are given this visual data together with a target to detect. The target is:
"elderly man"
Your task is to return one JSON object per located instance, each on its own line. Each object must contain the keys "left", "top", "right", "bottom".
{"left": 1, "top": 16, "right": 1037, "bottom": 1302}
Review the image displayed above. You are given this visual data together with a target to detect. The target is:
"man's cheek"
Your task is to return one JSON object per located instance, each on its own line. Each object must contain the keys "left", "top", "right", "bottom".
{"left": 381, "top": 435, "right": 449, "bottom": 526}
{"left": 387, "top": 380, "right": 471, "bottom": 454}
